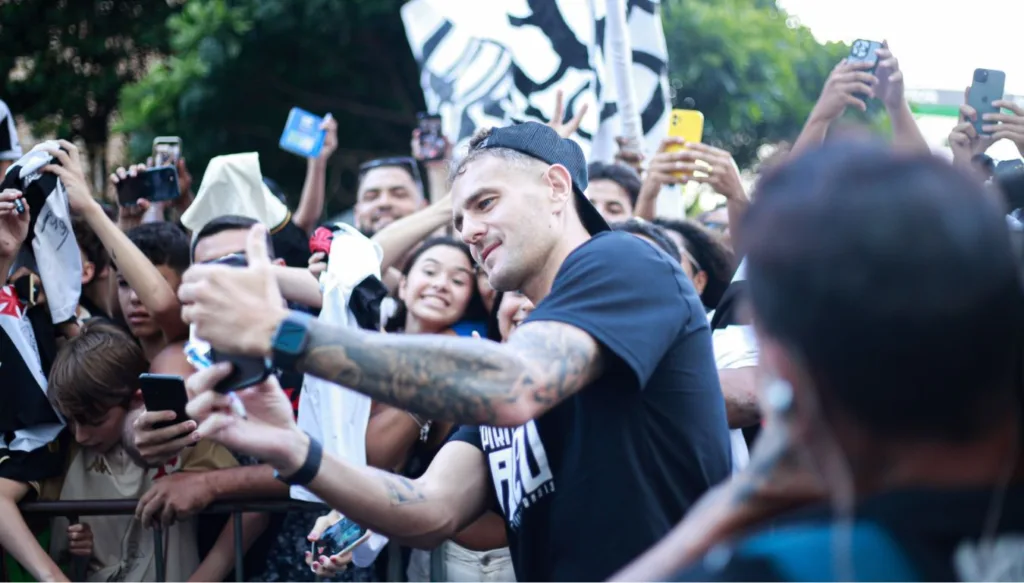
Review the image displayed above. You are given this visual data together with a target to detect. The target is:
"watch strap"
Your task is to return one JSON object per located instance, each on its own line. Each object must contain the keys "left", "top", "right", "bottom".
{"left": 274, "top": 432, "right": 323, "bottom": 486}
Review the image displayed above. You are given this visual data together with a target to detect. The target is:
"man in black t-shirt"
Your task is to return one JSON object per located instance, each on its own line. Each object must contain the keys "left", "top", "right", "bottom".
{"left": 177, "top": 122, "right": 732, "bottom": 581}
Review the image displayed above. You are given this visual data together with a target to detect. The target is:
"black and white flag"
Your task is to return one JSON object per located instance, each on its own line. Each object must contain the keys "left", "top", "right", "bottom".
{"left": 401, "top": 0, "right": 671, "bottom": 162}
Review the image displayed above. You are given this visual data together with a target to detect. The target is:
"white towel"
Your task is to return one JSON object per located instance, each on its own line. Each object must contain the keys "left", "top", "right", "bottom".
{"left": 180, "top": 152, "right": 290, "bottom": 234}
{"left": 291, "top": 223, "right": 389, "bottom": 567}
{"left": 8, "top": 141, "right": 83, "bottom": 324}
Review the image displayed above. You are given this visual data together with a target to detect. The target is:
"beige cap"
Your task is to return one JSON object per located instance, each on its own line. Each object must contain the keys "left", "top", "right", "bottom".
{"left": 181, "top": 152, "right": 290, "bottom": 233}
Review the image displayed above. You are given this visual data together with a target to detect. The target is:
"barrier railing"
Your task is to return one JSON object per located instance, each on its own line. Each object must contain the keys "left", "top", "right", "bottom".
{"left": 19, "top": 498, "right": 329, "bottom": 582}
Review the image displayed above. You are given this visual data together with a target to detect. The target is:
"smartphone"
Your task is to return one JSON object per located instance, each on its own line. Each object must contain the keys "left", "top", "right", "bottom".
{"left": 311, "top": 517, "right": 370, "bottom": 559}
{"left": 847, "top": 39, "right": 883, "bottom": 74}
{"left": 139, "top": 374, "right": 189, "bottom": 430}
{"left": 152, "top": 137, "right": 181, "bottom": 168}
{"left": 847, "top": 39, "right": 884, "bottom": 102}
{"left": 667, "top": 109, "right": 704, "bottom": 178}
{"left": 115, "top": 167, "right": 180, "bottom": 206}
{"left": 203, "top": 252, "right": 272, "bottom": 393}
{"left": 416, "top": 113, "right": 445, "bottom": 161}
{"left": 279, "top": 107, "right": 326, "bottom": 158}
{"left": 967, "top": 68, "right": 1007, "bottom": 136}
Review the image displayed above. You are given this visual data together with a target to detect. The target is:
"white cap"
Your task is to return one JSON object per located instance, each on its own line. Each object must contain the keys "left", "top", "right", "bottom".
{"left": 181, "top": 152, "right": 290, "bottom": 233}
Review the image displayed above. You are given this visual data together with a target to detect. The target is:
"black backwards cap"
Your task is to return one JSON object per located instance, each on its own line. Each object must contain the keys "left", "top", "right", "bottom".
{"left": 477, "top": 122, "right": 610, "bottom": 235}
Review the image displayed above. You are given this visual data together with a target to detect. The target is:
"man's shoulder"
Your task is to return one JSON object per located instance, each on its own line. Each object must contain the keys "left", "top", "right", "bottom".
{"left": 676, "top": 519, "right": 919, "bottom": 582}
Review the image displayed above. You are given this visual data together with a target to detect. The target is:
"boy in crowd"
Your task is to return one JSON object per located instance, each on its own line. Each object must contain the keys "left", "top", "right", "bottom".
{"left": 37, "top": 319, "right": 255, "bottom": 581}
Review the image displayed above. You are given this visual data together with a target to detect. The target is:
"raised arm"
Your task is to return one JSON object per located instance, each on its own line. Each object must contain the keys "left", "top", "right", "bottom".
{"left": 44, "top": 142, "right": 187, "bottom": 342}
{"left": 293, "top": 115, "right": 337, "bottom": 234}
{"left": 371, "top": 194, "right": 451, "bottom": 274}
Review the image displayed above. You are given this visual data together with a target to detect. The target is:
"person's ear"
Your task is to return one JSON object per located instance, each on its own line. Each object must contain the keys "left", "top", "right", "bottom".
{"left": 80, "top": 260, "right": 96, "bottom": 286}
{"left": 397, "top": 275, "right": 409, "bottom": 303}
{"left": 131, "top": 389, "right": 145, "bottom": 408}
{"left": 544, "top": 164, "right": 574, "bottom": 206}
{"left": 692, "top": 270, "right": 708, "bottom": 296}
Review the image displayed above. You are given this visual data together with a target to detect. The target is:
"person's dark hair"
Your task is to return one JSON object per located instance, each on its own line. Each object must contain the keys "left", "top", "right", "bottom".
{"left": 72, "top": 216, "right": 110, "bottom": 282}
{"left": 655, "top": 218, "right": 737, "bottom": 309}
{"left": 611, "top": 219, "right": 681, "bottom": 264}
{"left": 587, "top": 162, "right": 642, "bottom": 206}
{"left": 48, "top": 320, "right": 148, "bottom": 424}
{"left": 125, "top": 222, "right": 190, "bottom": 275}
{"left": 486, "top": 290, "right": 506, "bottom": 342}
{"left": 745, "top": 142, "right": 1024, "bottom": 442}
{"left": 386, "top": 237, "right": 487, "bottom": 332}
{"left": 190, "top": 214, "right": 276, "bottom": 262}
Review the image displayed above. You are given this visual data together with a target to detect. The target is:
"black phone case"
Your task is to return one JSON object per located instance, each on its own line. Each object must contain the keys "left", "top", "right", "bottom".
{"left": 140, "top": 374, "right": 189, "bottom": 430}
{"left": 847, "top": 39, "right": 883, "bottom": 102}
{"left": 209, "top": 350, "right": 271, "bottom": 394}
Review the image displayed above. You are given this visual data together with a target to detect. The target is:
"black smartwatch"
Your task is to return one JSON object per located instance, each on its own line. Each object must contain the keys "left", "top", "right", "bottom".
{"left": 274, "top": 432, "right": 323, "bottom": 486}
{"left": 271, "top": 310, "right": 315, "bottom": 370}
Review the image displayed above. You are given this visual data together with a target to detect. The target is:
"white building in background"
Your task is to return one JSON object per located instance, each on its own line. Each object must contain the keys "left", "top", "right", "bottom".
{"left": 907, "top": 88, "right": 1023, "bottom": 162}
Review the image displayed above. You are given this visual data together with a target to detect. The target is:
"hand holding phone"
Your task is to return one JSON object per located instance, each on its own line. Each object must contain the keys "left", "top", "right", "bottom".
{"left": 967, "top": 69, "right": 1006, "bottom": 136}
{"left": 308, "top": 514, "right": 369, "bottom": 574}
{"left": 139, "top": 374, "right": 190, "bottom": 431}
{"left": 115, "top": 167, "right": 180, "bottom": 207}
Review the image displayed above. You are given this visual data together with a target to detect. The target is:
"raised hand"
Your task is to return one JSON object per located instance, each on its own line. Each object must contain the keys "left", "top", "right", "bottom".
{"left": 546, "top": 89, "right": 589, "bottom": 139}
{"left": 810, "top": 60, "right": 877, "bottom": 122}
{"left": 178, "top": 224, "right": 289, "bottom": 356}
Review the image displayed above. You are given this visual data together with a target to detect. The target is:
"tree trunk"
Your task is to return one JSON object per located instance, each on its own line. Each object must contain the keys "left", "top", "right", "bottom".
{"left": 88, "top": 142, "right": 107, "bottom": 199}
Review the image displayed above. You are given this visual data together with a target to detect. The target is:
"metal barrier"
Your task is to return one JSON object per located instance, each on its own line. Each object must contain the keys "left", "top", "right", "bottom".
{"left": 19, "top": 498, "right": 330, "bottom": 582}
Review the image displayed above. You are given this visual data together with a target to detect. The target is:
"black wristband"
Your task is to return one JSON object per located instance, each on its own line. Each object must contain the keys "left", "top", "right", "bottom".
{"left": 274, "top": 433, "right": 323, "bottom": 486}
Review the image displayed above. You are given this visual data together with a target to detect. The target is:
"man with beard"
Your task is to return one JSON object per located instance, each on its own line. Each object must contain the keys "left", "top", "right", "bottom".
{"left": 354, "top": 158, "right": 427, "bottom": 236}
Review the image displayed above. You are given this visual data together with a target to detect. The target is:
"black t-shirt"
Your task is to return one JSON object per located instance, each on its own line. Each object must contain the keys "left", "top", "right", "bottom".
{"left": 451, "top": 231, "right": 732, "bottom": 581}
{"left": 673, "top": 485, "right": 1024, "bottom": 581}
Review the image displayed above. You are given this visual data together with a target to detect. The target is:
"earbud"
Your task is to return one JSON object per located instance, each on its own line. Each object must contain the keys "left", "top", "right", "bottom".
{"left": 765, "top": 380, "right": 794, "bottom": 415}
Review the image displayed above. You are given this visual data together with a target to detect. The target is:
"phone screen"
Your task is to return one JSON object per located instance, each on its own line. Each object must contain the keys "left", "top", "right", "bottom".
{"left": 153, "top": 137, "right": 182, "bottom": 168}
{"left": 311, "top": 518, "right": 368, "bottom": 558}
{"left": 417, "top": 113, "right": 445, "bottom": 161}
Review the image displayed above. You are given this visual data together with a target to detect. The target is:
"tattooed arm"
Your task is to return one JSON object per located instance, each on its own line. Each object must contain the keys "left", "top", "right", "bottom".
{"left": 278, "top": 436, "right": 492, "bottom": 549}
{"left": 296, "top": 318, "right": 605, "bottom": 426}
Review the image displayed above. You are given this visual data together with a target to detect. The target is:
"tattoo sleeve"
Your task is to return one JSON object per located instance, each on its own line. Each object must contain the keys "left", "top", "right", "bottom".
{"left": 296, "top": 319, "right": 603, "bottom": 425}
{"left": 371, "top": 468, "right": 428, "bottom": 506}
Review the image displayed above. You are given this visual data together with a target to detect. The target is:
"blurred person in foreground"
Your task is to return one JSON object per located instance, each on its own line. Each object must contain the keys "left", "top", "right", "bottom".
{"left": 175, "top": 121, "right": 731, "bottom": 581}
{"left": 618, "top": 143, "right": 1024, "bottom": 581}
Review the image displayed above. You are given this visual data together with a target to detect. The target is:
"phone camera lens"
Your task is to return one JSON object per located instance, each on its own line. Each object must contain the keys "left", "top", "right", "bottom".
{"left": 975, "top": 70, "right": 989, "bottom": 83}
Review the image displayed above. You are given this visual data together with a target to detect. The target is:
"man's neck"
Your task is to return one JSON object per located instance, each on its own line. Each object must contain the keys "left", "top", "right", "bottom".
{"left": 521, "top": 222, "right": 592, "bottom": 305}
{"left": 850, "top": 421, "right": 1020, "bottom": 495}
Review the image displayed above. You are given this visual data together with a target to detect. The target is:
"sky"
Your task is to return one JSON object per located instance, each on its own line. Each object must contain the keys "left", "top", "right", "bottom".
{"left": 777, "top": 0, "right": 1022, "bottom": 159}
{"left": 778, "top": 0, "right": 1023, "bottom": 95}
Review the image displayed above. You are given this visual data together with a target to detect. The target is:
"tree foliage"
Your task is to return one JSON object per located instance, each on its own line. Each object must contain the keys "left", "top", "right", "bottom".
{"left": 0, "top": 0, "right": 176, "bottom": 186}
{"left": 117, "top": 0, "right": 422, "bottom": 217}
{"left": 662, "top": 0, "right": 855, "bottom": 167}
